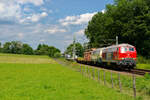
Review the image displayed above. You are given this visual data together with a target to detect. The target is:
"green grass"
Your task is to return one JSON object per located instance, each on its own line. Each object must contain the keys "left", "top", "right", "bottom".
{"left": 58, "top": 58, "right": 150, "bottom": 100}
{"left": 133, "top": 56, "right": 150, "bottom": 70}
{"left": 0, "top": 54, "right": 134, "bottom": 100}
{"left": 0, "top": 53, "right": 55, "bottom": 64}
{"left": 137, "top": 64, "right": 150, "bottom": 70}
{"left": 137, "top": 56, "right": 150, "bottom": 64}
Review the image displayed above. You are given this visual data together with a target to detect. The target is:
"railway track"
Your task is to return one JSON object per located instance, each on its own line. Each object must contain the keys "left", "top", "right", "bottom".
{"left": 131, "top": 69, "right": 150, "bottom": 75}
{"left": 77, "top": 61, "right": 150, "bottom": 76}
{"left": 63, "top": 59, "right": 150, "bottom": 76}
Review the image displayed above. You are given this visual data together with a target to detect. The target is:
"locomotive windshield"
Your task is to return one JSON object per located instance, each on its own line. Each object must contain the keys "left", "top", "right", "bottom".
{"left": 121, "top": 47, "right": 128, "bottom": 53}
{"left": 129, "top": 48, "right": 134, "bottom": 51}
{"left": 121, "top": 47, "right": 135, "bottom": 53}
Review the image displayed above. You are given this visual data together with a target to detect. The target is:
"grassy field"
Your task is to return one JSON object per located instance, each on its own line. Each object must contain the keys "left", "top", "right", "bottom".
{"left": 137, "top": 56, "right": 150, "bottom": 70}
{"left": 0, "top": 53, "right": 55, "bottom": 64}
{"left": 58, "top": 58, "right": 150, "bottom": 100}
{"left": 137, "top": 64, "right": 150, "bottom": 70}
{"left": 0, "top": 53, "right": 134, "bottom": 100}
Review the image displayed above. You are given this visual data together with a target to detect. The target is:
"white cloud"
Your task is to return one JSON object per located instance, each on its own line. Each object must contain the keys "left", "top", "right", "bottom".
{"left": 41, "top": 12, "right": 48, "bottom": 17}
{"left": 45, "top": 26, "right": 67, "bottom": 34}
{"left": 0, "top": 0, "right": 47, "bottom": 24}
{"left": 59, "top": 12, "right": 97, "bottom": 26}
{"left": 40, "top": 39, "right": 45, "bottom": 42}
{"left": 31, "top": 12, "right": 48, "bottom": 22}
{"left": 17, "top": 0, "right": 44, "bottom": 6}
{"left": 101, "top": 9, "right": 105, "bottom": 13}
{"left": 40, "top": 7, "right": 52, "bottom": 13}
{"left": 64, "top": 40, "right": 73, "bottom": 45}
{"left": 75, "top": 29, "right": 85, "bottom": 36}
{"left": 0, "top": 3, "right": 5, "bottom": 12}
{"left": 17, "top": 33, "right": 24, "bottom": 38}
{"left": 0, "top": 1, "right": 21, "bottom": 20}
{"left": 20, "top": 12, "right": 48, "bottom": 23}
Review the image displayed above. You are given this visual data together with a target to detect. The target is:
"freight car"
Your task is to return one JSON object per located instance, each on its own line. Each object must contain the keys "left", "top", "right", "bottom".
{"left": 91, "top": 48, "right": 104, "bottom": 65}
{"left": 77, "top": 43, "right": 137, "bottom": 69}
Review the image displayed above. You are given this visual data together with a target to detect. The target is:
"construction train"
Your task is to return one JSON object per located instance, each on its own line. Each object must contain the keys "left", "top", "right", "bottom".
{"left": 76, "top": 43, "right": 137, "bottom": 69}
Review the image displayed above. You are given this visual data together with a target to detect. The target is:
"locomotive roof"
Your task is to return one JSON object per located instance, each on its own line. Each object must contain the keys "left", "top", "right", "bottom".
{"left": 107, "top": 43, "right": 134, "bottom": 48}
{"left": 85, "top": 44, "right": 134, "bottom": 52}
{"left": 94, "top": 44, "right": 134, "bottom": 50}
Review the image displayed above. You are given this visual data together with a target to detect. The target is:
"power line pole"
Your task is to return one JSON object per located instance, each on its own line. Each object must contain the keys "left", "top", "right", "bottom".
{"left": 116, "top": 36, "right": 118, "bottom": 45}
{"left": 72, "top": 35, "right": 76, "bottom": 60}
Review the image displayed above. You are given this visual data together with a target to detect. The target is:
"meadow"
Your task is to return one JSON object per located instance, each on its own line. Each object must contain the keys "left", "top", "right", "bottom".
{"left": 137, "top": 56, "right": 150, "bottom": 70}
{"left": 0, "top": 53, "right": 134, "bottom": 100}
{"left": 58, "top": 58, "right": 150, "bottom": 100}
{"left": 137, "top": 64, "right": 150, "bottom": 70}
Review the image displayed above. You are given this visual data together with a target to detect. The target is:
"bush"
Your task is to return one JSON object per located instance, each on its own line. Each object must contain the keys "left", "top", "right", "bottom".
{"left": 53, "top": 52, "right": 61, "bottom": 58}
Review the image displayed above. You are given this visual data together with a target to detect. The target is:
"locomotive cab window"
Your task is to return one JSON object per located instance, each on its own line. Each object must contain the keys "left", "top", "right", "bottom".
{"left": 117, "top": 48, "right": 119, "bottom": 51}
{"left": 129, "top": 48, "right": 134, "bottom": 51}
{"left": 121, "top": 47, "right": 128, "bottom": 53}
{"left": 125, "top": 48, "right": 128, "bottom": 51}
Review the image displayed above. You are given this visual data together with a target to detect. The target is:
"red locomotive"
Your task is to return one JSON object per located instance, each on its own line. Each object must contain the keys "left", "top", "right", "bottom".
{"left": 78, "top": 43, "right": 137, "bottom": 69}
{"left": 102, "top": 44, "right": 137, "bottom": 69}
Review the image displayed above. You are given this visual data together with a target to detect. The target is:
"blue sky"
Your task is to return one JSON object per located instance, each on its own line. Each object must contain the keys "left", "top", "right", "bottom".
{"left": 0, "top": 0, "right": 114, "bottom": 52}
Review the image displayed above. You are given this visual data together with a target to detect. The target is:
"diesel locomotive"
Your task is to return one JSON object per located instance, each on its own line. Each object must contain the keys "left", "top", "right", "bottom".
{"left": 77, "top": 44, "right": 137, "bottom": 69}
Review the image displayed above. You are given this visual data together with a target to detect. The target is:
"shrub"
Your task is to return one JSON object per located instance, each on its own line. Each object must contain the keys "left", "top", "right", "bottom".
{"left": 53, "top": 52, "right": 61, "bottom": 58}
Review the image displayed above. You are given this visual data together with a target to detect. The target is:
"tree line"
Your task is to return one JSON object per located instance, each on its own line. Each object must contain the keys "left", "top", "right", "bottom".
{"left": 85, "top": 0, "right": 150, "bottom": 58}
{"left": 0, "top": 41, "right": 61, "bottom": 57}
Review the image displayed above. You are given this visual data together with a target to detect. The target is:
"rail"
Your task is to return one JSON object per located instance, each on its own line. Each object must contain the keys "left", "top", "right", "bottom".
{"left": 131, "top": 69, "right": 150, "bottom": 75}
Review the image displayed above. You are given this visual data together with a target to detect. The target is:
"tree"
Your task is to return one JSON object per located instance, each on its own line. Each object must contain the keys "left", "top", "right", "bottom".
{"left": 48, "top": 46, "right": 61, "bottom": 57}
{"left": 1, "top": 41, "right": 60, "bottom": 56}
{"left": 21, "top": 44, "right": 33, "bottom": 55}
{"left": 0, "top": 42, "right": 2, "bottom": 52}
{"left": 35, "top": 44, "right": 61, "bottom": 57}
{"left": 2, "top": 41, "right": 33, "bottom": 55}
{"left": 53, "top": 52, "right": 61, "bottom": 58}
{"left": 35, "top": 44, "right": 49, "bottom": 55}
{"left": 10, "top": 41, "right": 22, "bottom": 54}
{"left": 85, "top": 0, "right": 150, "bottom": 57}
{"left": 37, "top": 44, "right": 42, "bottom": 50}
{"left": 65, "top": 42, "right": 84, "bottom": 57}
{"left": 3, "top": 42, "right": 11, "bottom": 53}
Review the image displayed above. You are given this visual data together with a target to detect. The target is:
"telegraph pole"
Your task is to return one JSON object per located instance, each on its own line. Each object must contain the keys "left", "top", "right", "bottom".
{"left": 72, "top": 35, "right": 76, "bottom": 60}
{"left": 116, "top": 36, "right": 118, "bottom": 45}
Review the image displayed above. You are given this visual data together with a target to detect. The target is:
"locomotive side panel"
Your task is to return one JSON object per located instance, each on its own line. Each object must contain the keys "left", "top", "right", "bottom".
{"left": 102, "top": 46, "right": 118, "bottom": 63}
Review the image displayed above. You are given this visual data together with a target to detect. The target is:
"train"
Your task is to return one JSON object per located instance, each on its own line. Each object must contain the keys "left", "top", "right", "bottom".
{"left": 77, "top": 43, "right": 137, "bottom": 70}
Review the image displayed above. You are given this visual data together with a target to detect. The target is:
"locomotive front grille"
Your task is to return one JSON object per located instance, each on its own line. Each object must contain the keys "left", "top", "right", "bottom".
{"left": 118, "top": 59, "right": 136, "bottom": 66}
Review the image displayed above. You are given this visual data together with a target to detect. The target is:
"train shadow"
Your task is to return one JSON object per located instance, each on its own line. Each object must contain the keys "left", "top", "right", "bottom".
{"left": 77, "top": 60, "right": 132, "bottom": 73}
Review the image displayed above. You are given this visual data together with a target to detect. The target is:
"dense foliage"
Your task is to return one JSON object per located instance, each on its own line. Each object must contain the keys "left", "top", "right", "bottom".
{"left": 65, "top": 42, "right": 84, "bottom": 57}
{"left": 35, "top": 44, "right": 61, "bottom": 57}
{"left": 0, "top": 41, "right": 61, "bottom": 57}
{"left": 85, "top": 0, "right": 150, "bottom": 58}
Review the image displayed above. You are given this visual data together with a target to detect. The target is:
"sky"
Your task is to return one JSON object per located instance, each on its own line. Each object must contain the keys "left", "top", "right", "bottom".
{"left": 0, "top": 0, "right": 114, "bottom": 52}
